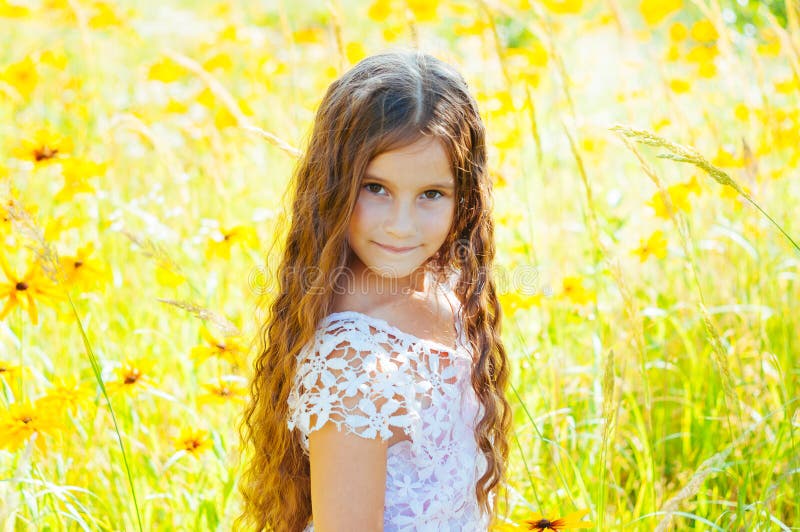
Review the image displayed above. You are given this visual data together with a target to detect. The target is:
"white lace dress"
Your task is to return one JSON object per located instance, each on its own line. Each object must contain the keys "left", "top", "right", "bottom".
{"left": 286, "top": 295, "right": 492, "bottom": 531}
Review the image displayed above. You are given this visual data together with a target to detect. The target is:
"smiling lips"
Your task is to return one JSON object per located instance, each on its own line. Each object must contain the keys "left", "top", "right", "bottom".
{"left": 375, "top": 242, "right": 418, "bottom": 253}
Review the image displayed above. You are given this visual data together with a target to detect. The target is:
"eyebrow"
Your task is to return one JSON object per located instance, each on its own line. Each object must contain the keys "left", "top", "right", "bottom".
{"left": 363, "top": 174, "right": 455, "bottom": 190}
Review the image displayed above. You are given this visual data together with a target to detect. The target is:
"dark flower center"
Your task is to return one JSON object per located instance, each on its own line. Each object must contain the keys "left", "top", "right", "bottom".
{"left": 34, "top": 146, "right": 58, "bottom": 161}
{"left": 16, "top": 281, "right": 28, "bottom": 291}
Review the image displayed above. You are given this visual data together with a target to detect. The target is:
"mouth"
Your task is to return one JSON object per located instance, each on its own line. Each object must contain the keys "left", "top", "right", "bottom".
{"left": 374, "top": 242, "right": 419, "bottom": 253}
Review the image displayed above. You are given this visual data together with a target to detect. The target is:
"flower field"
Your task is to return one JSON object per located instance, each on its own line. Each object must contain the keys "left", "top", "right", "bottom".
{"left": 1, "top": 0, "right": 798, "bottom": 530}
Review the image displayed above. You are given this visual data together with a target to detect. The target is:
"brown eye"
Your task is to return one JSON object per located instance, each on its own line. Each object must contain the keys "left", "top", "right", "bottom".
{"left": 423, "top": 190, "right": 443, "bottom": 200}
{"left": 364, "top": 183, "right": 384, "bottom": 194}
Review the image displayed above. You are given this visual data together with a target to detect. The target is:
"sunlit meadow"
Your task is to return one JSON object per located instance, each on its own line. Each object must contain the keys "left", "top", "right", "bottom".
{"left": 1, "top": 0, "right": 798, "bottom": 530}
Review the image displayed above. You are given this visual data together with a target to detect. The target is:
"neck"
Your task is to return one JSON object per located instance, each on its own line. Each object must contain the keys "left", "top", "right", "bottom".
{"left": 347, "top": 255, "right": 429, "bottom": 303}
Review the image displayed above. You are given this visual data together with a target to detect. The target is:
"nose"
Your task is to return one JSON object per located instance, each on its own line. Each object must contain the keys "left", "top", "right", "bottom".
{"left": 383, "top": 197, "right": 416, "bottom": 238}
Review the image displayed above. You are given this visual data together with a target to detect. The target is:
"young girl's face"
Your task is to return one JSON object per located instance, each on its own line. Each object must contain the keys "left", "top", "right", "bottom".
{"left": 347, "top": 136, "right": 456, "bottom": 283}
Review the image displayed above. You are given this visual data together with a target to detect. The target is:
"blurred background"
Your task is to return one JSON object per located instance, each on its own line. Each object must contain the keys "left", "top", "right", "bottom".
{"left": 1, "top": 0, "right": 798, "bottom": 529}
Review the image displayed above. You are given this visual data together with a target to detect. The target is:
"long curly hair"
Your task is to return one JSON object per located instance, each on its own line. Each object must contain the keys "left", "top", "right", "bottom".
{"left": 235, "top": 48, "right": 512, "bottom": 532}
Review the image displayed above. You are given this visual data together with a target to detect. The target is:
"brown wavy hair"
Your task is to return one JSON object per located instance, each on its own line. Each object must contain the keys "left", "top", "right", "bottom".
{"left": 235, "top": 48, "right": 512, "bottom": 531}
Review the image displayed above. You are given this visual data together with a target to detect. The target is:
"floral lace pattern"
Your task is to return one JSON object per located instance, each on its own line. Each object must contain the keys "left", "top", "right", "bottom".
{"left": 287, "top": 295, "right": 492, "bottom": 531}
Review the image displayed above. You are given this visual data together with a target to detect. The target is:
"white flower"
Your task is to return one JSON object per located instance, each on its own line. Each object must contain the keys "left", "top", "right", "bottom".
{"left": 347, "top": 397, "right": 413, "bottom": 440}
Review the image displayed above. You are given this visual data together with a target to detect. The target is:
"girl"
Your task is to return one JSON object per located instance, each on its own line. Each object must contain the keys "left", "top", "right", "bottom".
{"left": 237, "top": 48, "right": 512, "bottom": 531}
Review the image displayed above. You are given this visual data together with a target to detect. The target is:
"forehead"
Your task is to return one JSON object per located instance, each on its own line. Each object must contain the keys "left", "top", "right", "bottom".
{"left": 364, "top": 136, "right": 454, "bottom": 185}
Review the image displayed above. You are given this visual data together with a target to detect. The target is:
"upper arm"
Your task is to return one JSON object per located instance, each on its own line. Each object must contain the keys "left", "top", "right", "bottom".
{"left": 309, "top": 421, "right": 388, "bottom": 531}
{"left": 288, "top": 318, "right": 418, "bottom": 530}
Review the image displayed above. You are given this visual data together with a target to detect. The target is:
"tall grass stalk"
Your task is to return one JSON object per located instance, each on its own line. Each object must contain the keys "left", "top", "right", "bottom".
{"left": 596, "top": 348, "right": 619, "bottom": 532}
{"left": 522, "top": 0, "right": 577, "bottom": 121}
{"left": 484, "top": 3, "right": 544, "bottom": 168}
{"left": 611, "top": 130, "right": 743, "bottom": 425}
{"left": 651, "top": 400, "right": 791, "bottom": 531}
{"left": 610, "top": 125, "right": 775, "bottom": 525}
{"left": 3, "top": 199, "right": 144, "bottom": 532}
{"left": 324, "top": 1, "right": 346, "bottom": 73}
{"left": 610, "top": 125, "right": 800, "bottom": 255}
{"left": 480, "top": 0, "right": 543, "bottom": 269}
{"left": 67, "top": 293, "right": 143, "bottom": 532}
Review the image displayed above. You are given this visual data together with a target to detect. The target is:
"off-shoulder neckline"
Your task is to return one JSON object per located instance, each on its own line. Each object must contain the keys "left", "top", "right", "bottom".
{"left": 321, "top": 310, "right": 469, "bottom": 358}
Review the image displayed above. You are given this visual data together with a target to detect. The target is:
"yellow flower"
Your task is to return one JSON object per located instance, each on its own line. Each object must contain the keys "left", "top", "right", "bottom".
{"left": 0, "top": 254, "right": 62, "bottom": 325}
{"left": 774, "top": 78, "right": 800, "bottom": 94}
{"left": 668, "top": 78, "right": 691, "bottom": 93}
{"left": 0, "top": 398, "right": 62, "bottom": 454}
{"left": 669, "top": 22, "right": 687, "bottom": 41}
{"left": 174, "top": 427, "right": 213, "bottom": 457}
{"left": 499, "top": 291, "right": 542, "bottom": 315}
{"left": 561, "top": 276, "right": 595, "bottom": 305}
{"left": 367, "top": 0, "right": 392, "bottom": 21}
{"left": 711, "top": 146, "right": 743, "bottom": 167}
{"left": 42, "top": 0, "right": 71, "bottom": 9}
{"left": 541, "top": 0, "right": 583, "bottom": 15}
{"left": 646, "top": 177, "right": 701, "bottom": 219}
{"left": 196, "top": 86, "right": 216, "bottom": 108}
{"left": 406, "top": 0, "right": 438, "bottom": 21}
{"left": 664, "top": 44, "right": 680, "bottom": 62}
{"left": 154, "top": 260, "right": 185, "bottom": 288}
{"left": 733, "top": 103, "right": 749, "bottom": 122}
{"left": 147, "top": 57, "right": 185, "bottom": 82}
{"left": 383, "top": 23, "right": 405, "bottom": 42}
{"left": 55, "top": 157, "right": 106, "bottom": 201}
{"left": 197, "top": 376, "right": 248, "bottom": 406}
{"left": 191, "top": 326, "right": 247, "bottom": 367}
{"left": 106, "top": 357, "right": 158, "bottom": 396}
{"left": 685, "top": 44, "right": 718, "bottom": 64}
{"left": 523, "top": 509, "right": 594, "bottom": 530}
{"left": 653, "top": 117, "right": 671, "bottom": 130}
{"left": 632, "top": 230, "right": 668, "bottom": 262}
{"left": 88, "top": 1, "right": 123, "bottom": 28}
{"left": 58, "top": 242, "right": 107, "bottom": 292}
{"left": 203, "top": 52, "right": 233, "bottom": 72}
{"left": 0, "top": 0, "right": 30, "bottom": 17}
{"left": 491, "top": 170, "right": 508, "bottom": 189}
{"left": 453, "top": 18, "right": 489, "bottom": 37}
{"left": 0, "top": 360, "right": 22, "bottom": 382}
{"left": 639, "top": 0, "right": 681, "bottom": 26}
{"left": 696, "top": 61, "right": 717, "bottom": 78}
{"left": 43, "top": 211, "right": 91, "bottom": 242}
{"left": 39, "top": 48, "right": 68, "bottom": 70}
{"left": 757, "top": 31, "right": 781, "bottom": 56}
{"left": 506, "top": 45, "right": 548, "bottom": 88}
{"left": 345, "top": 41, "right": 367, "bottom": 65}
{"left": 691, "top": 19, "right": 718, "bottom": 42}
{"left": 11, "top": 126, "right": 72, "bottom": 165}
{"left": 292, "top": 27, "right": 324, "bottom": 44}
{"left": 205, "top": 225, "right": 258, "bottom": 261}
{"left": 39, "top": 376, "right": 94, "bottom": 413}
{"left": 719, "top": 180, "right": 751, "bottom": 202}
{"left": 164, "top": 98, "right": 188, "bottom": 114}
{"left": 217, "top": 24, "right": 239, "bottom": 42}
{"left": 1, "top": 54, "right": 38, "bottom": 99}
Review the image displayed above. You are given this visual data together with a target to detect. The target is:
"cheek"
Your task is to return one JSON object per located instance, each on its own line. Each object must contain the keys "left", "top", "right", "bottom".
{"left": 422, "top": 202, "right": 455, "bottom": 239}
{"left": 348, "top": 197, "right": 375, "bottom": 236}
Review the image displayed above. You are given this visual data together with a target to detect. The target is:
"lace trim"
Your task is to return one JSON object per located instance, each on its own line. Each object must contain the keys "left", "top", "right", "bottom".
{"left": 319, "top": 310, "right": 471, "bottom": 361}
